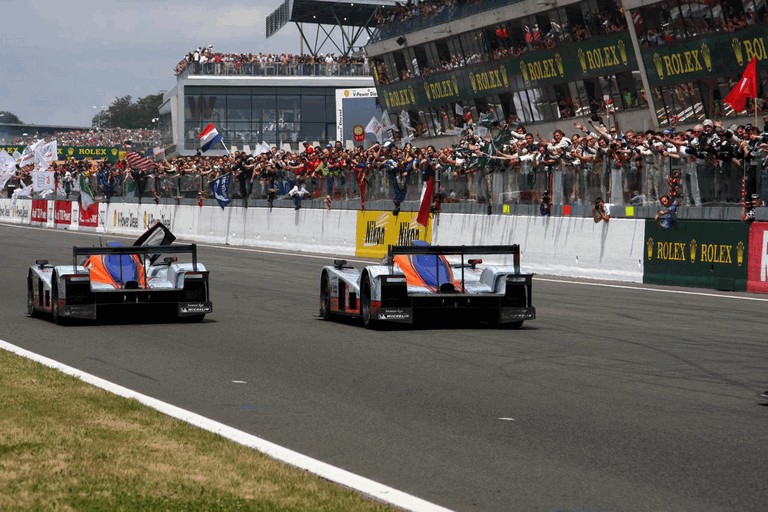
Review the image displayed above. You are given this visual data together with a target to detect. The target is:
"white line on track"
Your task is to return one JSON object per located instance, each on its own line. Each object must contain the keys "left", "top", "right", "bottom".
{"left": 0, "top": 339, "right": 453, "bottom": 512}
{"left": 535, "top": 277, "right": 768, "bottom": 302}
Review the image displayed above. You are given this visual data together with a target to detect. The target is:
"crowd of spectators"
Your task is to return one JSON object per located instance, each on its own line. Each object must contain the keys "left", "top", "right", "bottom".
{"left": 375, "top": 3, "right": 627, "bottom": 84}
{"left": 636, "top": 0, "right": 768, "bottom": 48}
{"left": 9, "top": 128, "right": 160, "bottom": 149}
{"left": 174, "top": 45, "right": 368, "bottom": 76}
{"left": 3, "top": 110, "right": 767, "bottom": 221}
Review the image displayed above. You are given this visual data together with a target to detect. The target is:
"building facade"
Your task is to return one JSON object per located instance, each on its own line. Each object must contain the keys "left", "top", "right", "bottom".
{"left": 364, "top": 0, "right": 767, "bottom": 136}
{"left": 160, "top": 64, "right": 374, "bottom": 156}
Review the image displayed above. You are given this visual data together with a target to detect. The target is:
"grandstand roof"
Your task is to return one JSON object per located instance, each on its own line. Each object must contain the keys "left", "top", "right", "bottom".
{"left": 267, "top": 0, "right": 397, "bottom": 38}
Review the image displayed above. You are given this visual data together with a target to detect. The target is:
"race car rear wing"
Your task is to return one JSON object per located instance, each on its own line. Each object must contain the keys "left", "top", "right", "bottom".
{"left": 73, "top": 244, "right": 200, "bottom": 271}
{"left": 386, "top": 244, "right": 522, "bottom": 283}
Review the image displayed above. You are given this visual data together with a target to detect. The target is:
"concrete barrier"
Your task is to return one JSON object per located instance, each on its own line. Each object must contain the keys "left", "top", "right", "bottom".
{"left": 2, "top": 199, "right": 646, "bottom": 283}
{"left": 434, "top": 214, "right": 645, "bottom": 282}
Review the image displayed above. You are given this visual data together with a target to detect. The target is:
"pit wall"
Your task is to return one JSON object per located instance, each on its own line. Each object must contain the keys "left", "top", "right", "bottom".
{"left": 2, "top": 198, "right": 767, "bottom": 293}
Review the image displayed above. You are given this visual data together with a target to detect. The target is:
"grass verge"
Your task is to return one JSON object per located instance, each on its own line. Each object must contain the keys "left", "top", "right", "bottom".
{"left": 0, "top": 350, "right": 398, "bottom": 511}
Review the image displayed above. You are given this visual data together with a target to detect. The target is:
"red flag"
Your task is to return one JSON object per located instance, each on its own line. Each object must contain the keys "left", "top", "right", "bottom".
{"left": 724, "top": 57, "right": 757, "bottom": 112}
{"left": 416, "top": 176, "right": 435, "bottom": 226}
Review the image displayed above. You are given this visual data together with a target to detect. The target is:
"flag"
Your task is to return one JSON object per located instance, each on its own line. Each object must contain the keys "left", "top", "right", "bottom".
{"left": 380, "top": 110, "right": 395, "bottom": 132}
{"left": 32, "top": 170, "right": 55, "bottom": 192}
{"left": 209, "top": 172, "right": 232, "bottom": 209}
{"left": 41, "top": 140, "right": 58, "bottom": 163}
{"left": 416, "top": 176, "right": 435, "bottom": 226}
{"left": 400, "top": 110, "right": 413, "bottom": 134}
{"left": 198, "top": 122, "right": 222, "bottom": 152}
{"left": 724, "top": 57, "right": 757, "bottom": 112}
{"left": 34, "top": 146, "right": 50, "bottom": 171}
{"left": 0, "top": 150, "right": 13, "bottom": 189}
{"left": 454, "top": 103, "right": 464, "bottom": 116}
{"left": 12, "top": 181, "right": 33, "bottom": 207}
{"left": 152, "top": 147, "right": 166, "bottom": 160}
{"left": 18, "top": 139, "right": 43, "bottom": 168}
{"left": 79, "top": 173, "right": 95, "bottom": 210}
{"left": 365, "top": 116, "right": 383, "bottom": 142}
{"left": 125, "top": 151, "right": 155, "bottom": 171}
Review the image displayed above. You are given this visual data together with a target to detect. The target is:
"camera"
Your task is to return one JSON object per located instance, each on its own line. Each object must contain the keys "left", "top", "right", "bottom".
{"left": 744, "top": 193, "right": 759, "bottom": 223}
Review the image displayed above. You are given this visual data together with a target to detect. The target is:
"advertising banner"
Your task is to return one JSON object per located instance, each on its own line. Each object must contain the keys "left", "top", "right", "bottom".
{"left": 644, "top": 219, "right": 749, "bottom": 291}
{"left": 0, "top": 198, "right": 31, "bottom": 224}
{"left": 0, "top": 146, "right": 123, "bottom": 162}
{"left": 79, "top": 202, "right": 100, "bottom": 228}
{"left": 642, "top": 23, "right": 768, "bottom": 86}
{"left": 355, "top": 210, "right": 432, "bottom": 259}
{"left": 335, "top": 87, "right": 382, "bottom": 147}
{"left": 377, "top": 33, "right": 636, "bottom": 109}
{"left": 54, "top": 200, "right": 72, "bottom": 226}
{"left": 31, "top": 199, "right": 47, "bottom": 224}
{"left": 747, "top": 221, "right": 768, "bottom": 293}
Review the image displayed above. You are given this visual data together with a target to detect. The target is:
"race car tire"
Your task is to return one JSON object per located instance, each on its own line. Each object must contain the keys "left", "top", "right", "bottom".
{"left": 27, "top": 272, "right": 38, "bottom": 318}
{"left": 361, "top": 274, "right": 377, "bottom": 329}
{"left": 51, "top": 278, "right": 65, "bottom": 325}
{"left": 319, "top": 272, "right": 331, "bottom": 320}
{"left": 508, "top": 321, "right": 524, "bottom": 329}
{"left": 182, "top": 314, "right": 205, "bottom": 323}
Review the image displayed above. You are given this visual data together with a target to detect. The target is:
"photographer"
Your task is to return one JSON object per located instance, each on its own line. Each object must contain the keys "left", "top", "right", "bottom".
{"left": 592, "top": 196, "right": 610, "bottom": 223}
{"left": 740, "top": 125, "right": 768, "bottom": 198}
{"left": 741, "top": 193, "right": 761, "bottom": 223}
{"left": 540, "top": 189, "right": 552, "bottom": 216}
{"left": 655, "top": 194, "right": 682, "bottom": 230}
{"left": 61, "top": 169, "right": 74, "bottom": 198}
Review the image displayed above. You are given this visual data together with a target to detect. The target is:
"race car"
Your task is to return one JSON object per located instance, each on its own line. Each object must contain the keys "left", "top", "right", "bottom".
{"left": 27, "top": 222, "right": 212, "bottom": 324}
{"left": 319, "top": 242, "right": 535, "bottom": 328}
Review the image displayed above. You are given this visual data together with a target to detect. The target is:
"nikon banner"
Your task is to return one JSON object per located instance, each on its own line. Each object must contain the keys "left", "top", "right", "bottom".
{"left": 0, "top": 145, "right": 123, "bottom": 162}
{"left": 643, "top": 23, "right": 768, "bottom": 86}
{"left": 355, "top": 210, "right": 432, "bottom": 259}
{"left": 644, "top": 220, "right": 749, "bottom": 291}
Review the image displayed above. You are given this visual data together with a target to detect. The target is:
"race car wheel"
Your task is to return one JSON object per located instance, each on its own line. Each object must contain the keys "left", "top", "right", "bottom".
{"left": 319, "top": 272, "right": 331, "bottom": 320}
{"left": 51, "top": 279, "right": 64, "bottom": 325}
{"left": 361, "top": 275, "right": 375, "bottom": 329}
{"left": 27, "top": 272, "right": 37, "bottom": 318}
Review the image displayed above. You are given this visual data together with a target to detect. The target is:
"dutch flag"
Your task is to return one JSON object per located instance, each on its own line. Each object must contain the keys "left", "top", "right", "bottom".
{"left": 198, "top": 123, "right": 222, "bottom": 152}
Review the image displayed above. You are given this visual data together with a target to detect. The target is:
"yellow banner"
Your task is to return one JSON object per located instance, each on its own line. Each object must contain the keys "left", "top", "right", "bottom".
{"left": 355, "top": 210, "right": 432, "bottom": 259}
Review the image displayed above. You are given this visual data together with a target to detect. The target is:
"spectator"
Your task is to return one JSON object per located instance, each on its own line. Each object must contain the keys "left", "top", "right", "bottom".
{"left": 288, "top": 178, "right": 310, "bottom": 209}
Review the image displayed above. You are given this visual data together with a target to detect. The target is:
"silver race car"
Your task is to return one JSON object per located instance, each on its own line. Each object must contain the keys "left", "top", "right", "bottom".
{"left": 319, "top": 242, "right": 535, "bottom": 328}
{"left": 27, "top": 222, "right": 212, "bottom": 324}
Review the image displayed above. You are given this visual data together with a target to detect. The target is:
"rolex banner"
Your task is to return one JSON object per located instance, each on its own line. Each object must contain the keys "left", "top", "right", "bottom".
{"left": 644, "top": 220, "right": 749, "bottom": 291}
{"left": 642, "top": 24, "right": 768, "bottom": 86}
{"left": 0, "top": 145, "right": 123, "bottom": 162}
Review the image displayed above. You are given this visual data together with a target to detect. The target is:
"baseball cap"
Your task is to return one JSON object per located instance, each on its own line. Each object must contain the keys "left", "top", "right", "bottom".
{"left": 702, "top": 119, "right": 713, "bottom": 127}
{"left": 663, "top": 128, "right": 674, "bottom": 135}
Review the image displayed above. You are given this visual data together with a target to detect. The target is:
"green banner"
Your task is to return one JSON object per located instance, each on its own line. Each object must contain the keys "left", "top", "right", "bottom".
{"left": 642, "top": 23, "right": 768, "bottom": 86}
{"left": 0, "top": 145, "right": 122, "bottom": 162}
{"left": 378, "top": 33, "right": 637, "bottom": 109}
{"left": 643, "top": 220, "right": 749, "bottom": 291}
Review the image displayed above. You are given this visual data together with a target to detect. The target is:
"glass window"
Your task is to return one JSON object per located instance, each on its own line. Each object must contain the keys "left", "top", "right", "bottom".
{"left": 184, "top": 93, "right": 223, "bottom": 125}
{"left": 226, "top": 95, "right": 251, "bottom": 123}
{"left": 301, "top": 96, "right": 325, "bottom": 123}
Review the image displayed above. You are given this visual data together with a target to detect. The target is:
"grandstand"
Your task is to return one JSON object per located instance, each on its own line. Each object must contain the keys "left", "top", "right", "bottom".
{"left": 160, "top": 1, "right": 392, "bottom": 156}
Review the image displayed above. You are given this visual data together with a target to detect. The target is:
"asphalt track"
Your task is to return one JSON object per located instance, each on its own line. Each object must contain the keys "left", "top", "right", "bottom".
{"left": 2, "top": 223, "right": 768, "bottom": 512}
